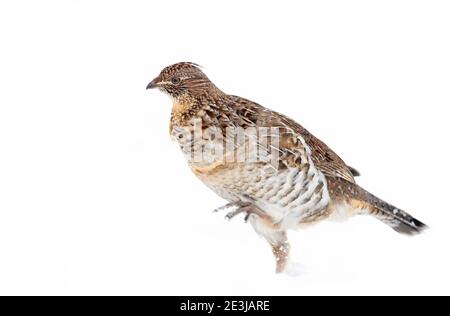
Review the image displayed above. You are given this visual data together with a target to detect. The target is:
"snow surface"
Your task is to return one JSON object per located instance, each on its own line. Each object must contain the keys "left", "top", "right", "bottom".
{"left": 0, "top": 1, "right": 449, "bottom": 295}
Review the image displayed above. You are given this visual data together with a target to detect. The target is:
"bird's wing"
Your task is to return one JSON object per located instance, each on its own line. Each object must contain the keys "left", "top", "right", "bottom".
{"left": 287, "top": 124, "right": 356, "bottom": 183}
{"left": 230, "top": 96, "right": 356, "bottom": 183}
{"left": 347, "top": 166, "right": 361, "bottom": 177}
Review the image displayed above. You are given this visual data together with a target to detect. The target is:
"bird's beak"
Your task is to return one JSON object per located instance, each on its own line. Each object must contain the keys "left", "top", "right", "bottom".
{"left": 146, "top": 78, "right": 159, "bottom": 90}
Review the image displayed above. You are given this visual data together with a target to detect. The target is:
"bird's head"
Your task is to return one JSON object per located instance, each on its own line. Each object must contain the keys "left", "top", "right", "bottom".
{"left": 146, "top": 62, "right": 217, "bottom": 100}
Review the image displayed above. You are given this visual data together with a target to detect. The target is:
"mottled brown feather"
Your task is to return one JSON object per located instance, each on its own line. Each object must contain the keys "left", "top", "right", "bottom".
{"left": 227, "top": 96, "right": 356, "bottom": 183}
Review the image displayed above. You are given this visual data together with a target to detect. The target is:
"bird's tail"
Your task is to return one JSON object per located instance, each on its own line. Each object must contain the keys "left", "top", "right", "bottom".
{"left": 329, "top": 178, "right": 428, "bottom": 235}
{"left": 354, "top": 183, "right": 428, "bottom": 235}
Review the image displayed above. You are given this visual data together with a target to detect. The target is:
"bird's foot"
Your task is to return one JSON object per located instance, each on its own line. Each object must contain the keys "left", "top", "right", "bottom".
{"left": 213, "top": 201, "right": 243, "bottom": 213}
{"left": 213, "top": 201, "right": 255, "bottom": 222}
{"left": 214, "top": 202, "right": 279, "bottom": 229}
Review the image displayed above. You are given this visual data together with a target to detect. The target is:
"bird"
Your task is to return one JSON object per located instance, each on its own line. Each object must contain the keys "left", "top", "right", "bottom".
{"left": 146, "top": 62, "right": 427, "bottom": 273}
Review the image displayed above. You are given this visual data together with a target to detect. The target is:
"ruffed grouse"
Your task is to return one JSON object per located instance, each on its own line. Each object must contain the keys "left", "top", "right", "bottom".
{"left": 146, "top": 62, "right": 427, "bottom": 273}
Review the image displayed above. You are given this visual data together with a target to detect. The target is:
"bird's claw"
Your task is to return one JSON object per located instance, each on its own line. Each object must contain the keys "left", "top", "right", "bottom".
{"left": 225, "top": 208, "right": 251, "bottom": 221}
{"left": 214, "top": 201, "right": 252, "bottom": 222}
{"left": 213, "top": 202, "right": 236, "bottom": 213}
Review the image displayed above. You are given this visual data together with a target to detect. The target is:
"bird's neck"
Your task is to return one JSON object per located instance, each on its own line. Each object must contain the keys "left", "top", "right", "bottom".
{"left": 170, "top": 91, "right": 229, "bottom": 129}
{"left": 170, "top": 94, "right": 201, "bottom": 128}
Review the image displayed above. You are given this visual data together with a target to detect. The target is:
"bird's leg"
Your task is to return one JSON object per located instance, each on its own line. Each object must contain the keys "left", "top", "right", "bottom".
{"left": 258, "top": 230, "right": 290, "bottom": 273}
{"left": 271, "top": 235, "right": 290, "bottom": 273}
{"left": 247, "top": 215, "right": 290, "bottom": 273}
{"left": 217, "top": 202, "right": 288, "bottom": 273}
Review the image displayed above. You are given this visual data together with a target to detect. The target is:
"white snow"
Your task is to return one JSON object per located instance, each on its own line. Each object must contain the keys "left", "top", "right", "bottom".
{"left": 0, "top": 0, "right": 449, "bottom": 296}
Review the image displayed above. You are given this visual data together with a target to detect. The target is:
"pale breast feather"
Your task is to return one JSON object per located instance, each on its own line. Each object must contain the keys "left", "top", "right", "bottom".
{"left": 249, "top": 134, "right": 331, "bottom": 229}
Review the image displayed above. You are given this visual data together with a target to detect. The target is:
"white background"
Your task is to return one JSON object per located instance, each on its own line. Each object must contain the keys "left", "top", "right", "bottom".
{"left": 0, "top": 0, "right": 449, "bottom": 295}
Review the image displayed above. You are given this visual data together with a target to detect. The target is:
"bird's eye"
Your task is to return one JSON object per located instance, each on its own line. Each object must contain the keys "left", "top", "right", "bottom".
{"left": 171, "top": 77, "right": 181, "bottom": 85}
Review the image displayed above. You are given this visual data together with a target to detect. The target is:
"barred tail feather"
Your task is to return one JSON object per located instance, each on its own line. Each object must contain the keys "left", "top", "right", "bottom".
{"left": 358, "top": 186, "right": 428, "bottom": 235}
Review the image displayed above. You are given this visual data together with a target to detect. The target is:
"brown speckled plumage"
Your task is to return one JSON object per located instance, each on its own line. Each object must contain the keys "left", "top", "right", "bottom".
{"left": 147, "top": 62, "right": 427, "bottom": 273}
